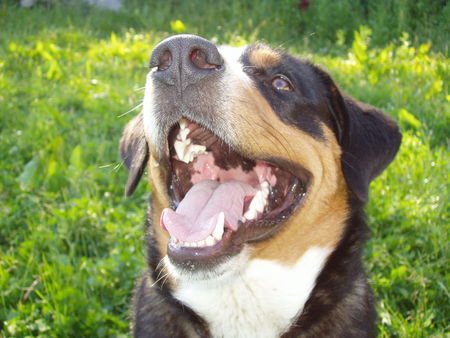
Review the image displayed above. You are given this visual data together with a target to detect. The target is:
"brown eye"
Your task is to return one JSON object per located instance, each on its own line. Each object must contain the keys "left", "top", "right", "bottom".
{"left": 271, "top": 75, "right": 293, "bottom": 91}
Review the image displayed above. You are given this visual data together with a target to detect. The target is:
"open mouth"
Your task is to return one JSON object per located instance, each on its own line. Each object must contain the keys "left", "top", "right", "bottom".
{"left": 161, "top": 119, "right": 309, "bottom": 267}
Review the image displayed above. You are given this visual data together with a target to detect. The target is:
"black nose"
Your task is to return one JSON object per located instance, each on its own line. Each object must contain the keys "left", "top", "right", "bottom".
{"left": 150, "top": 34, "right": 224, "bottom": 90}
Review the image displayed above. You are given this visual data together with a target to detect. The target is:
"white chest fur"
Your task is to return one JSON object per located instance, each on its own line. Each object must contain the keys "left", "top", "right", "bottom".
{"left": 171, "top": 246, "right": 331, "bottom": 338}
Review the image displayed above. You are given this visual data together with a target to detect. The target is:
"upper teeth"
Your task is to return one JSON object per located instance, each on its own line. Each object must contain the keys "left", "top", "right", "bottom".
{"left": 174, "top": 119, "right": 208, "bottom": 163}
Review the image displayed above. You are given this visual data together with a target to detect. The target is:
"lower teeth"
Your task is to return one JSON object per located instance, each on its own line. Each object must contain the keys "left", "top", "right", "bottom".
{"left": 172, "top": 235, "right": 218, "bottom": 248}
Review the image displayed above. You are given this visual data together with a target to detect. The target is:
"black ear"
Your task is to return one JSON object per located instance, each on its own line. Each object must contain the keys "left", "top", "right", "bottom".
{"left": 339, "top": 97, "right": 401, "bottom": 203}
{"left": 120, "top": 112, "right": 149, "bottom": 196}
{"left": 317, "top": 68, "right": 402, "bottom": 203}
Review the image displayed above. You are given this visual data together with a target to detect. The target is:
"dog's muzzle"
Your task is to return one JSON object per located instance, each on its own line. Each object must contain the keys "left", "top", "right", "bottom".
{"left": 143, "top": 35, "right": 310, "bottom": 272}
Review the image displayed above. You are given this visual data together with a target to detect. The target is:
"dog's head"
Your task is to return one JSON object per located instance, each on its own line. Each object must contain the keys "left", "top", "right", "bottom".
{"left": 120, "top": 35, "right": 401, "bottom": 280}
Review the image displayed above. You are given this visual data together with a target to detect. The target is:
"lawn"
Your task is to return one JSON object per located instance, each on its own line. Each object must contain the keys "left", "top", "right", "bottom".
{"left": 0, "top": 0, "right": 448, "bottom": 336}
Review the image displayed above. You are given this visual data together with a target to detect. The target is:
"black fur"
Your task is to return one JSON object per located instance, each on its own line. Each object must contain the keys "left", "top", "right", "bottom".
{"left": 339, "top": 97, "right": 402, "bottom": 202}
{"left": 282, "top": 210, "right": 376, "bottom": 337}
{"left": 132, "top": 202, "right": 210, "bottom": 337}
{"left": 133, "top": 273, "right": 210, "bottom": 337}
{"left": 121, "top": 39, "right": 401, "bottom": 337}
{"left": 313, "top": 64, "right": 401, "bottom": 203}
{"left": 120, "top": 112, "right": 148, "bottom": 196}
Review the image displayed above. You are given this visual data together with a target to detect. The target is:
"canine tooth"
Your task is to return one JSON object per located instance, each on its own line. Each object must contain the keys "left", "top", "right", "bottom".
{"left": 205, "top": 236, "right": 215, "bottom": 246}
{"left": 178, "top": 127, "right": 190, "bottom": 141}
{"left": 179, "top": 118, "right": 188, "bottom": 129}
{"left": 212, "top": 212, "right": 225, "bottom": 240}
{"left": 243, "top": 208, "right": 257, "bottom": 220}
{"left": 243, "top": 188, "right": 268, "bottom": 220}
{"left": 253, "top": 190, "right": 266, "bottom": 213}
{"left": 257, "top": 196, "right": 266, "bottom": 212}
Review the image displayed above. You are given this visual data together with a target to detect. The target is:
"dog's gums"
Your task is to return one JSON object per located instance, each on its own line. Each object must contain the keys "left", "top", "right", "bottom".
{"left": 160, "top": 119, "right": 308, "bottom": 264}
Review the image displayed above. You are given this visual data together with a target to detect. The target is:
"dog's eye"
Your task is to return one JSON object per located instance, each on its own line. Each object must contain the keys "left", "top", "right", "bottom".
{"left": 271, "top": 75, "right": 293, "bottom": 91}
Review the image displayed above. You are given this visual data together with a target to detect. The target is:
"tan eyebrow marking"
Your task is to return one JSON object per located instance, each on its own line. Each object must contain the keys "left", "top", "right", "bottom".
{"left": 249, "top": 47, "right": 281, "bottom": 68}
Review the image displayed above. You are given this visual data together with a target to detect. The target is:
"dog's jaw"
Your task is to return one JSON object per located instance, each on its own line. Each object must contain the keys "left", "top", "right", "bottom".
{"left": 164, "top": 245, "right": 251, "bottom": 282}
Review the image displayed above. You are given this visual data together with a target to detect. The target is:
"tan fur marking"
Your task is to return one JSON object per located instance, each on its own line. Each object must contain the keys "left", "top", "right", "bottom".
{"left": 251, "top": 174, "right": 348, "bottom": 264}
{"left": 148, "top": 153, "right": 170, "bottom": 257}
{"left": 227, "top": 85, "right": 349, "bottom": 265}
{"left": 147, "top": 153, "right": 179, "bottom": 289}
{"left": 249, "top": 47, "right": 281, "bottom": 68}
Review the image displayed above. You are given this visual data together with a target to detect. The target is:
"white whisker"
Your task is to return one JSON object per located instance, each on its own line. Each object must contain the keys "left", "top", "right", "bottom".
{"left": 118, "top": 102, "right": 143, "bottom": 118}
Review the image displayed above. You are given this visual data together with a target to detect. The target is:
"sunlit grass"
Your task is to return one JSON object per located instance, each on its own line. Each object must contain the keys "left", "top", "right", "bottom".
{"left": 0, "top": 1, "right": 448, "bottom": 336}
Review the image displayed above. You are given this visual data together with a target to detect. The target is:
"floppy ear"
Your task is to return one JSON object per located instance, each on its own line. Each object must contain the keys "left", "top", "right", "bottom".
{"left": 319, "top": 69, "right": 402, "bottom": 203}
{"left": 120, "top": 112, "right": 149, "bottom": 196}
{"left": 339, "top": 97, "right": 401, "bottom": 203}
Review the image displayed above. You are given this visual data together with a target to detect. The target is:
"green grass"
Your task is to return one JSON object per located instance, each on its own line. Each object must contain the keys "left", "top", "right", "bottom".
{"left": 0, "top": 1, "right": 448, "bottom": 336}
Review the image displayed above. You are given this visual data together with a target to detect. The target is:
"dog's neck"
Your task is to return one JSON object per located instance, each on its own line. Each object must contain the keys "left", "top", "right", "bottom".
{"left": 281, "top": 208, "right": 376, "bottom": 337}
{"left": 170, "top": 246, "right": 332, "bottom": 338}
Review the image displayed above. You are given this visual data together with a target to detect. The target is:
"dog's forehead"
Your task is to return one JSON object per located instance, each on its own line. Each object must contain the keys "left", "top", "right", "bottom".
{"left": 218, "top": 43, "right": 283, "bottom": 68}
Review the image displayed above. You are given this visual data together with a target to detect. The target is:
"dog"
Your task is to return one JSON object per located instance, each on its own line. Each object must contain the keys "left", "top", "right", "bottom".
{"left": 120, "top": 34, "right": 401, "bottom": 337}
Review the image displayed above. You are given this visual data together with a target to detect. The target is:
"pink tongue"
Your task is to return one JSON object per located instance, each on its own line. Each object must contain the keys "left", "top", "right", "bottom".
{"left": 161, "top": 180, "right": 256, "bottom": 242}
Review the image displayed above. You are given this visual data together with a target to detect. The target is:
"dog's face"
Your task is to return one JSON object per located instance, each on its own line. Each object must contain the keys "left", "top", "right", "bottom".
{"left": 121, "top": 35, "right": 401, "bottom": 282}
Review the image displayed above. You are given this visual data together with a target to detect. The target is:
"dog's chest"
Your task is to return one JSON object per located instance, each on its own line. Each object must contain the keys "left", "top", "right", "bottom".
{"left": 173, "top": 247, "right": 331, "bottom": 338}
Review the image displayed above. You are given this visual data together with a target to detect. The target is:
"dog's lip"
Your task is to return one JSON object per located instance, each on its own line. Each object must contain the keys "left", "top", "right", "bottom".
{"left": 162, "top": 119, "right": 310, "bottom": 269}
{"left": 167, "top": 229, "right": 241, "bottom": 267}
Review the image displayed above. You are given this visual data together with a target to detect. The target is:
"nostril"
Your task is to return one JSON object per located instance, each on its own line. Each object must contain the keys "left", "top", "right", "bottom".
{"left": 157, "top": 50, "right": 172, "bottom": 71}
{"left": 190, "top": 49, "right": 221, "bottom": 70}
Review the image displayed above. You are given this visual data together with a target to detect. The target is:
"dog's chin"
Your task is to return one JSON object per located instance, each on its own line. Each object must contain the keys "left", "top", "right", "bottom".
{"left": 165, "top": 247, "right": 251, "bottom": 282}
{"left": 159, "top": 119, "right": 310, "bottom": 272}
